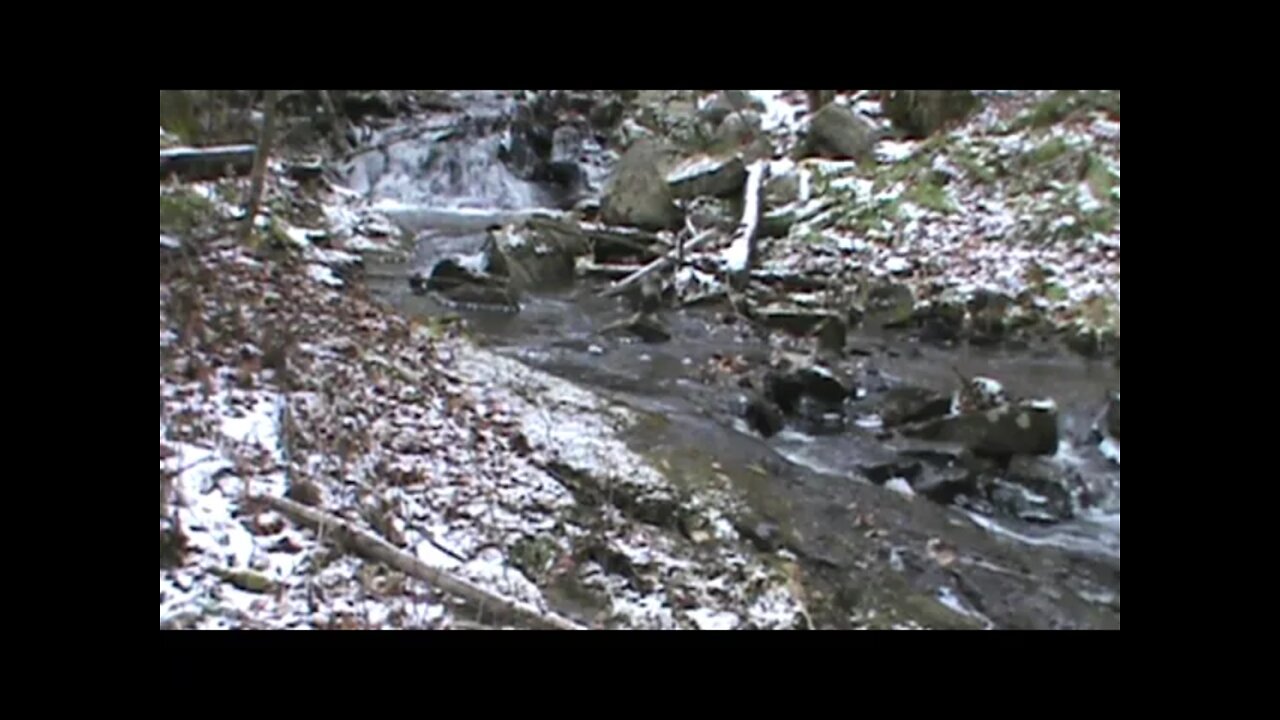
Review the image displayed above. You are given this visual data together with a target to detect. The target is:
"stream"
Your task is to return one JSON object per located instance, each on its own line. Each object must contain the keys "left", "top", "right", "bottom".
{"left": 345, "top": 91, "right": 1120, "bottom": 628}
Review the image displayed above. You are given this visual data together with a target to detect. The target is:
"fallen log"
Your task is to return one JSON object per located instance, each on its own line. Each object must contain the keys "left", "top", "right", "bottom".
{"left": 257, "top": 493, "right": 585, "bottom": 630}
{"left": 599, "top": 228, "right": 719, "bottom": 298}
{"left": 721, "top": 160, "right": 769, "bottom": 288}
{"left": 159, "top": 144, "right": 257, "bottom": 181}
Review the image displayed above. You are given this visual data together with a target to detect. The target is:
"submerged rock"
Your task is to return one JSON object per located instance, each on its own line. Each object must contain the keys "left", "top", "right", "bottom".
{"left": 744, "top": 395, "right": 785, "bottom": 437}
{"left": 998, "top": 455, "right": 1076, "bottom": 522}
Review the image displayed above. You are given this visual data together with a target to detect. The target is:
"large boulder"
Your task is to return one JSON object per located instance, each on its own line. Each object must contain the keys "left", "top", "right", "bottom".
{"left": 882, "top": 91, "right": 980, "bottom": 138}
{"left": 600, "top": 140, "right": 684, "bottom": 231}
{"left": 903, "top": 399, "right": 1060, "bottom": 458}
{"left": 793, "top": 104, "right": 877, "bottom": 161}
{"left": 491, "top": 218, "right": 589, "bottom": 291}
{"left": 666, "top": 154, "right": 747, "bottom": 200}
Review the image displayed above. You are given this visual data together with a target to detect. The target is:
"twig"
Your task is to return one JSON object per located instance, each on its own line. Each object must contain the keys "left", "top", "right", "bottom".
{"left": 257, "top": 494, "right": 585, "bottom": 630}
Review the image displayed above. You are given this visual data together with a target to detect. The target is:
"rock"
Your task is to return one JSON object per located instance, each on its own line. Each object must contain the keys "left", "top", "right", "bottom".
{"left": 814, "top": 316, "right": 847, "bottom": 355}
{"left": 953, "top": 375, "right": 1010, "bottom": 415}
{"left": 999, "top": 456, "right": 1076, "bottom": 522}
{"left": 914, "top": 299, "right": 967, "bottom": 341}
{"left": 913, "top": 465, "right": 979, "bottom": 505}
{"left": 492, "top": 218, "right": 589, "bottom": 291}
{"left": 589, "top": 98, "right": 625, "bottom": 130}
{"left": 765, "top": 171, "right": 801, "bottom": 206}
{"left": 666, "top": 154, "right": 748, "bottom": 200}
{"left": 685, "top": 197, "right": 739, "bottom": 233}
{"left": 793, "top": 104, "right": 877, "bottom": 161}
{"left": 1104, "top": 391, "right": 1120, "bottom": 439}
{"left": 341, "top": 90, "right": 400, "bottom": 120}
{"left": 765, "top": 366, "right": 850, "bottom": 415}
{"left": 759, "top": 207, "right": 797, "bottom": 239}
{"left": 755, "top": 305, "right": 842, "bottom": 337}
{"left": 986, "top": 473, "right": 1073, "bottom": 524}
{"left": 859, "top": 455, "right": 924, "bottom": 485}
{"left": 877, "top": 386, "right": 953, "bottom": 427}
{"left": 883, "top": 91, "right": 980, "bottom": 138}
{"left": 969, "top": 290, "right": 1012, "bottom": 344}
{"left": 414, "top": 254, "right": 520, "bottom": 311}
{"left": 903, "top": 399, "right": 1060, "bottom": 458}
{"left": 744, "top": 396, "right": 785, "bottom": 437}
{"left": 600, "top": 140, "right": 684, "bottom": 231}
{"left": 714, "top": 110, "right": 762, "bottom": 147}
{"left": 866, "top": 282, "right": 917, "bottom": 328}
{"left": 698, "top": 93, "right": 739, "bottom": 127}
{"left": 602, "top": 313, "right": 671, "bottom": 343}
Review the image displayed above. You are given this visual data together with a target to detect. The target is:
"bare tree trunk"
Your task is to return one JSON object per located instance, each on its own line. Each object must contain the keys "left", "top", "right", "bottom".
{"left": 318, "top": 90, "right": 352, "bottom": 154}
{"left": 806, "top": 90, "right": 835, "bottom": 113}
{"left": 240, "top": 89, "right": 278, "bottom": 244}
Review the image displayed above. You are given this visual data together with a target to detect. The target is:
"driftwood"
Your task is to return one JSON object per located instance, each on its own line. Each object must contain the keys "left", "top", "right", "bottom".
{"left": 600, "top": 229, "right": 719, "bottom": 298}
{"left": 159, "top": 144, "right": 257, "bottom": 181}
{"left": 257, "top": 493, "right": 585, "bottom": 631}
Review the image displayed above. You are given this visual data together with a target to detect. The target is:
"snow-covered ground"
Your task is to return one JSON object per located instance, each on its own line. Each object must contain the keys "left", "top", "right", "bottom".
{"left": 161, "top": 191, "right": 808, "bottom": 629}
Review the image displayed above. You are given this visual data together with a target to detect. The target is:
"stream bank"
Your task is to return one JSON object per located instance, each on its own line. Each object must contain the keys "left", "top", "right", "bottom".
{"left": 160, "top": 88, "right": 1119, "bottom": 629}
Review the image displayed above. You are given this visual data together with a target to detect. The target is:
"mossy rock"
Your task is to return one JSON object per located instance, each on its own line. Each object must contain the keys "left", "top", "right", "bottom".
{"left": 883, "top": 91, "right": 980, "bottom": 138}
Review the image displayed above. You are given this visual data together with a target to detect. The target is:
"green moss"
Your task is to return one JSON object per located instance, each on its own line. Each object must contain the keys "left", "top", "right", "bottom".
{"left": 904, "top": 181, "right": 956, "bottom": 214}
{"left": 1084, "top": 206, "right": 1118, "bottom": 234}
{"left": 1045, "top": 284, "right": 1069, "bottom": 302}
{"left": 953, "top": 148, "right": 997, "bottom": 184}
{"left": 159, "top": 189, "right": 219, "bottom": 236}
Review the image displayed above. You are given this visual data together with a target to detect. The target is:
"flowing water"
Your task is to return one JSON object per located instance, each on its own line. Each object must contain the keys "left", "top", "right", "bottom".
{"left": 348, "top": 91, "right": 1120, "bottom": 627}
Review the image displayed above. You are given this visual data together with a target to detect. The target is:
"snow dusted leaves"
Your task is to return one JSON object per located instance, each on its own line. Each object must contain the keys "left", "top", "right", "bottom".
{"left": 162, "top": 232, "right": 806, "bottom": 629}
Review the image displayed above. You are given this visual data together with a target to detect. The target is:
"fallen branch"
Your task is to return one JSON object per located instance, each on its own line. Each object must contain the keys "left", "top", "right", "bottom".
{"left": 578, "top": 261, "right": 642, "bottom": 280}
{"left": 258, "top": 493, "right": 585, "bottom": 631}
{"left": 600, "top": 229, "right": 719, "bottom": 298}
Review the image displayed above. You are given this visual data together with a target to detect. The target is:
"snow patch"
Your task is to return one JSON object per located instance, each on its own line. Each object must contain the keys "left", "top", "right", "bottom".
{"left": 307, "top": 263, "right": 345, "bottom": 287}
